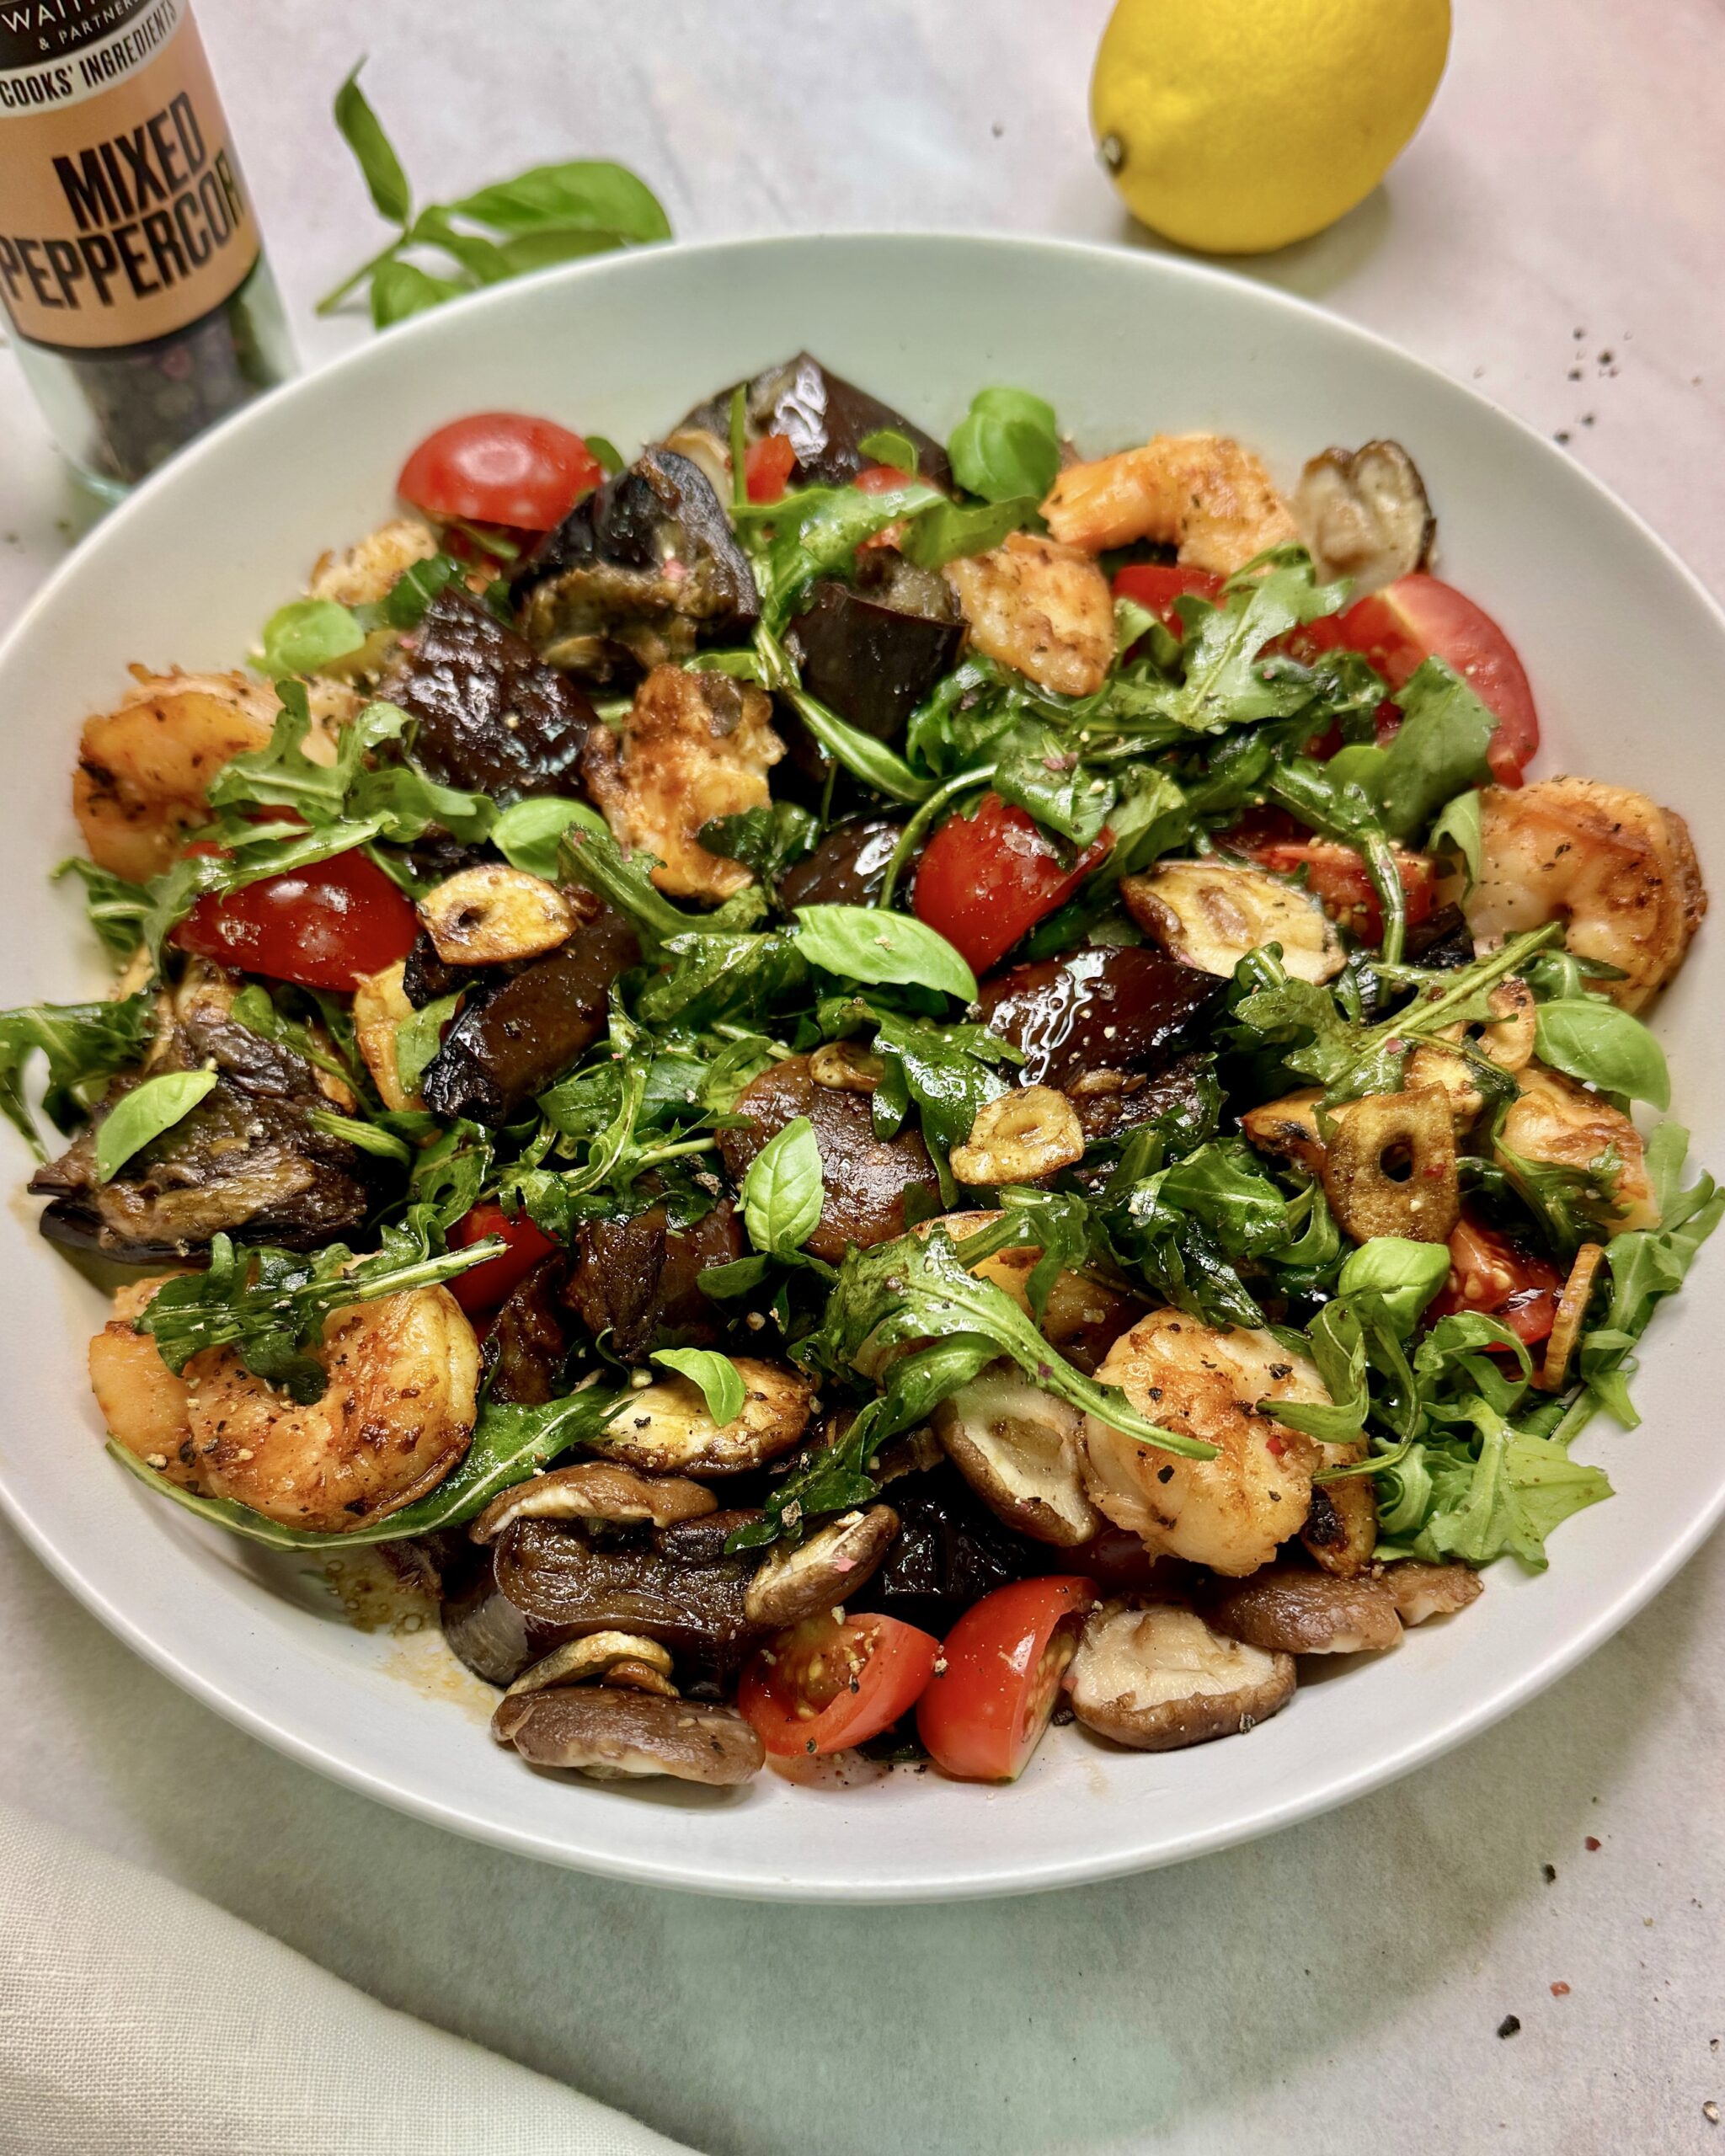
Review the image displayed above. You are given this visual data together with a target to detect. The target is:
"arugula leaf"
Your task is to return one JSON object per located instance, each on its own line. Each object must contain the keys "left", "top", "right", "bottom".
{"left": 740, "top": 1118, "right": 825, "bottom": 1257}
{"left": 1535, "top": 997, "right": 1669, "bottom": 1109}
{"left": 558, "top": 819, "right": 696, "bottom": 948}
{"left": 93, "top": 1070, "right": 217, "bottom": 1182}
{"left": 403, "top": 1118, "right": 494, "bottom": 1235}
{"left": 1166, "top": 550, "right": 1348, "bottom": 732}
{"left": 948, "top": 387, "right": 1060, "bottom": 503}
{"left": 109, "top": 1384, "right": 626, "bottom": 1550}
{"left": 1569, "top": 1125, "right": 1723, "bottom": 1428}
{"left": 54, "top": 858, "right": 150, "bottom": 963}
{"left": 793, "top": 905, "right": 976, "bottom": 1003}
{"left": 0, "top": 994, "right": 153, "bottom": 1153}
{"left": 636, "top": 930, "right": 806, "bottom": 1031}
{"left": 1409, "top": 1400, "right": 1612, "bottom": 1570}
{"left": 735, "top": 1334, "right": 999, "bottom": 1545}
{"left": 136, "top": 1225, "right": 503, "bottom": 1404}
{"left": 754, "top": 483, "right": 944, "bottom": 631}
{"left": 815, "top": 1225, "right": 1216, "bottom": 1459}
{"left": 868, "top": 1011, "right": 1018, "bottom": 1197}
{"left": 697, "top": 803, "right": 820, "bottom": 894}
{"left": 651, "top": 1348, "right": 746, "bottom": 1423}
{"left": 207, "top": 687, "right": 492, "bottom": 846}
{"left": 902, "top": 495, "right": 1039, "bottom": 571}
{"left": 991, "top": 723, "right": 1115, "bottom": 847}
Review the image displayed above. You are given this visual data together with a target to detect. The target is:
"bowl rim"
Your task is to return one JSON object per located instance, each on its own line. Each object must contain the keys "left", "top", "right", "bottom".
{"left": 3, "top": 228, "right": 1722, "bottom": 1902}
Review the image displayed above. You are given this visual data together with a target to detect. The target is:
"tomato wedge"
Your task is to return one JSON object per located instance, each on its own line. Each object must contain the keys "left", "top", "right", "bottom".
{"left": 917, "top": 1576, "right": 1097, "bottom": 1783}
{"left": 914, "top": 792, "right": 1114, "bottom": 977}
{"left": 398, "top": 413, "right": 602, "bottom": 531}
{"left": 1111, "top": 562, "right": 1223, "bottom": 635}
{"left": 745, "top": 432, "right": 797, "bottom": 505}
{"left": 1225, "top": 809, "right": 1437, "bottom": 942}
{"left": 447, "top": 1203, "right": 559, "bottom": 1315}
{"left": 853, "top": 462, "right": 916, "bottom": 493}
{"left": 1326, "top": 574, "right": 1540, "bottom": 786}
{"left": 1427, "top": 1213, "right": 1562, "bottom": 1348}
{"left": 175, "top": 846, "right": 419, "bottom": 990}
{"left": 739, "top": 1612, "right": 939, "bottom": 1758}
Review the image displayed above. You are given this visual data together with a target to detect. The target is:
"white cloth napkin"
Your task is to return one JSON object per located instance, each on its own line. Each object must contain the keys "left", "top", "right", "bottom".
{"left": 0, "top": 1801, "right": 693, "bottom": 2156}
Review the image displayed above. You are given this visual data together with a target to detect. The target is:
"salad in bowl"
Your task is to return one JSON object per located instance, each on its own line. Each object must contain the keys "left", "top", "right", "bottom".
{"left": 8, "top": 350, "right": 1712, "bottom": 1796}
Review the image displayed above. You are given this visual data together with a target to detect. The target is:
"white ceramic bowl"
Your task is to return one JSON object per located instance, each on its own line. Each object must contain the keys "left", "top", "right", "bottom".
{"left": 1, "top": 235, "right": 1720, "bottom": 1902}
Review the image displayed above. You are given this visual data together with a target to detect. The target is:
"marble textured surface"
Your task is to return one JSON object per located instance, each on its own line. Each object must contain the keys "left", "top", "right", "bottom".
{"left": 1, "top": 2, "right": 1722, "bottom": 2148}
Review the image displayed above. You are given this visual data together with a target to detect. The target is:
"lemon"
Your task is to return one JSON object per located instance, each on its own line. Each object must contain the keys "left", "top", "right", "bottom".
{"left": 1092, "top": 0, "right": 1450, "bottom": 254}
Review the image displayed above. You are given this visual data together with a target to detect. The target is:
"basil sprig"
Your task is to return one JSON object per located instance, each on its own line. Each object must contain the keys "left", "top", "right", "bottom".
{"left": 318, "top": 62, "right": 670, "bottom": 327}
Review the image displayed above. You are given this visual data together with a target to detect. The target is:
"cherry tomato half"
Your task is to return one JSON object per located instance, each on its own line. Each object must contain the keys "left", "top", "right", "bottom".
{"left": 398, "top": 413, "right": 603, "bottom": 531}
{"left": 914, "top": 792, "right": 1114, "bottom": 978}
{"left": 745, "top": 432, "right": 797, "bottom": 505}
{"left": 739, "top": 1611, "right": 939, "bottom": 1758}
{"left": 1225, "top": 809, "right": 1437, "bottom": 944}
{"left": 447, "top": 1203, "right": 559, "bottom": 1315}
{"left": 917, "top": 1575, "right": 1097, "bottom": 1783}
{"left": 174, "top": 846, "right": 419, "bottom": 990}
{"left": 1427, "top": 1213, "right": 1562, "bottom": 1348}
{"left": 1323, "top": 574, "right": 1540, "bottom": 787}
{"left": 1111, "top": 562, "right": 1224, "bottom": 635}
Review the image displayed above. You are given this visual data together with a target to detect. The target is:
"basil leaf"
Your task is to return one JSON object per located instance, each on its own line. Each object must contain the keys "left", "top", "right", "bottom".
{"left": 493, "top": 796, "right": 595, "bottom": 880}
{"left": 371, "top": 259, "right": 467, "bottom": 328}
{"left": 109, "top": 1385, "right": 626, "bottom": 1550}
{"left": 1338, "top": 1237, "right": 1452, "bottom": 1336}
{"left": 948, "top": 387, "right": 1060, "bottom": 503}
{"left": 793, "top": 905, "right": 977, "bottom": 1002}
{"left": 259, "top": 599, "right": 366, "bottom": 679}
{"left": 857, "top": 427, "right": 920, "bottom": 475}
{"left": 902, "top": 494, "right": 1037, "bottom": 571}
{"left": 585, "top": 435, "right": 624, "bottom": 476}
{"left": 697, "top": 1253, "right": 773, "bottom": 1302}
{"left": 1429, "top": 787, "right": 1482, "bottom": 886}
{"left": 1535, "top": 997, "right": 1670, "bottom": 1109}
{"left": 651, "top": 1348, "right": 746, "bottom": 1423}
{"left": 333, "top": 63, "right": 412, "bottom": 225}
{"left": 740, "top": 1117, "right": 825, "bottom": 1257}
{"left": 1377, "top": 659, "right": 1498, "bottom": 842}
{"left": 450, "top": 160, "right": 670, "bottom": 243}
{"left": 0, "top": 993, "right": 154, "bottom": 1154}
{"left": 395, "top": 993, "right": 460, "bottom": 1098}
{"left": 405, "top": 205, "right": 510, "bottom": 285}
{"left": 94, "top": 1070, "right": 218, "bottom": 1182}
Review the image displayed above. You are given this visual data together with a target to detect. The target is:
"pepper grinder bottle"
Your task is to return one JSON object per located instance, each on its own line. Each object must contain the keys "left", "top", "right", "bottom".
{"left": 0, "top": 0, "right": 294, "bottom": 497}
